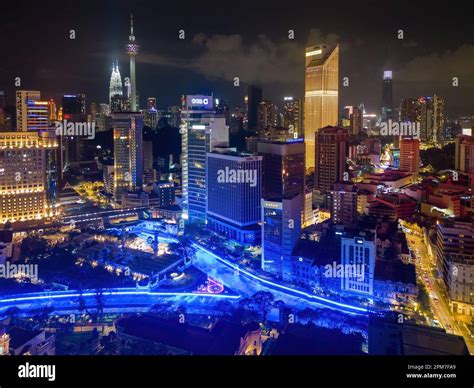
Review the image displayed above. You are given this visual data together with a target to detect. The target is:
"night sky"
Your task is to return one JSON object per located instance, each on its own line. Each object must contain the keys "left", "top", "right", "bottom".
{"left": 1, "top": 0, "right": 473, "bottom": 117}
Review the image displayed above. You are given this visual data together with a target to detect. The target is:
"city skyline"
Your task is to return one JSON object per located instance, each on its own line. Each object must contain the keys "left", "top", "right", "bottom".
{"left": 0, "top": 1, "right": 472, "bottom": 117}
{"left": 1, "top": 2, "right": 474, "bottom": 380}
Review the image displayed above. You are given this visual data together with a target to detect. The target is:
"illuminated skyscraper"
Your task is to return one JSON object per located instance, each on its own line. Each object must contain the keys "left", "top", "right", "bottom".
{"left": 62, "top": 94, "right": 86, "bottom": 119}
{"left": 109, "top": 61, "right": 123, "bottom": 108}
{"left": 125, "top": 13, "right": 139, "bottom": 112}
{"left": 436, "top": 220, "right": 474, "bottom": 317}
{"left": 16, "top": 90, "right": 40, "bottom": 131}
{"left": 112, "top": 112, "right": 144, "bottom": 202}
{"left": 48, "top": 99, "right": 57, "bottom": 121}
{"left": 400, "top": 98, "right": 417, "bottom": 122}
{"left": 432, "top": 95, "right": 445, "bottom": 144}
{"left": 350, "top": 105, "right": 363, "bottom": 136}
{"left": 415, "top": 95, "right": 444, "bottom": 144}
{"left": 381, "top": 71, "right": 393, "bottom": 121}
{"left": 455, "top": 134, "right": 474, "bottom": 173}
{"left": 282, "top": 97, "right": 302, "bottom": 134}
{"left": 247, "top": 85, "right": 262, "bottom": 130}
{"left": 261, "top": 194, "right": 301, "bottom": 279}
{"left": 314, "top": 126, "right": 349, "bottom": 193}
{"left": 26, "top": 100, "right": 49, "bottom": 132}
{"left": 0, "top": 130, "right": 58, "bottom": 224}
{"left": 181, "top": 95, "right": 229, "bottom": 221}
{"left": 304, "top": 44, "right": 339, "bottom": 171}
{"left": 206, "top": 151, "right": 262, "bottom": 243}
{"left": 330, "top": 183, "right": 357, "bottom": 227}
{"left": 257, "top": 100, "right": 277, "bottom": 131}
{"left": 257, "top": 139, "right": 305, "bottom": 199}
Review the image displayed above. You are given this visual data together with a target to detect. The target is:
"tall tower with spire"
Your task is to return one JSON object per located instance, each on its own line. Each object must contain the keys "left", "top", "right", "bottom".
{"left": 125, "top": 13, "right": 139, "bottom": 112}
{"left": 109, "top": 60, "right": 123, "bottom": 106}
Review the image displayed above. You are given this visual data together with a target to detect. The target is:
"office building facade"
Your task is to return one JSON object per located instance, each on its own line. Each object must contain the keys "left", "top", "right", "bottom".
{"left": 261, "top": 194, "right": 301, "bottom": 279}
{"left": 340, "top": 234, "right": 376, "bottom": 296}
{"left": 206, "top": 151, "right": 262, "bottom": 243}
{"left": 0, "top": 130, "right": 58, "bottom": 223}
{"left": 181, "top": 95, "right": 229, "bottom": 221}
{"left": 304, "top": 44, "right": 339, "bottom": 170}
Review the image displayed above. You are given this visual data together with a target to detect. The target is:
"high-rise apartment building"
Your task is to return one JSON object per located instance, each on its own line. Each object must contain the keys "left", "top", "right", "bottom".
{"left": 314, "top": 126, "right": 349, "bottom": 193}
{"left": 304, "top": 44, "right": 339, "bottom": 170}
{"left": 432, "top": 95, "right": 445, "bottom": 144}
{"left": 143, "top": 140, "right": 156, "bottom": 184}
{"left": 350, "top": 105, "right": 363, "bottom": 136}
{"left": 416, "top": 95, "right": 444, "bottom": 144}
{"left": 436, "top": 219, "right": 474, "bottom": 317}
{"left": 455, "top": 134, "right": 474, "bottom": 173}
{"left": 282, "top": 97, "right": 302, "bottom": 135}
{"left": 112, "top": 112, "right": 144, "bottom": 201}
{"left": 330, "top": 183, "right": 357, "bottom": 226}
{"left": 257, "top": 100, "right": 278, "bottom": 131}
{"left": 399, "top": 98, "right": 417, "bottom": 122}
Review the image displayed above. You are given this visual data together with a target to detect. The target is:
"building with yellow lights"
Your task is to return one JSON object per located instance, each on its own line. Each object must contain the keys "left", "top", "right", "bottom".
{"left": 304, "top": 45, "right": 339, "bottom": 171}
{"left": 0, "top": 130, "right": 58, "bottom": 224}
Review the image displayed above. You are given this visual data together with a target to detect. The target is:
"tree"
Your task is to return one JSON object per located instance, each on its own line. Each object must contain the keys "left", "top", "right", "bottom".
{"left": 5, "top": 306, "right": 20, "bottom": 319}
{"left": 248, "top": 291, "right": 275, "bottom": 322}
{"left": 417, "top": 283, "right": 431, "bottom": 314}
{"left": 297, "top": 308, "right": 318, "bottom": 324}
{"left": 33, "top": 306, "right": 54, "bottom": 327}
{"left": 94, "top": 289, "right": 105, "bottom": 331}
{"left": 273, "top": 300, "right": 286, "bottom": 310}
{"left": 149, "top": 301, "right": 173, "bottom": 316}
{"left": 20, "top": 235, "right": 49, "bottom": 258}
{"left": 215, "top": 300, "right": 234, "bottom": 317}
